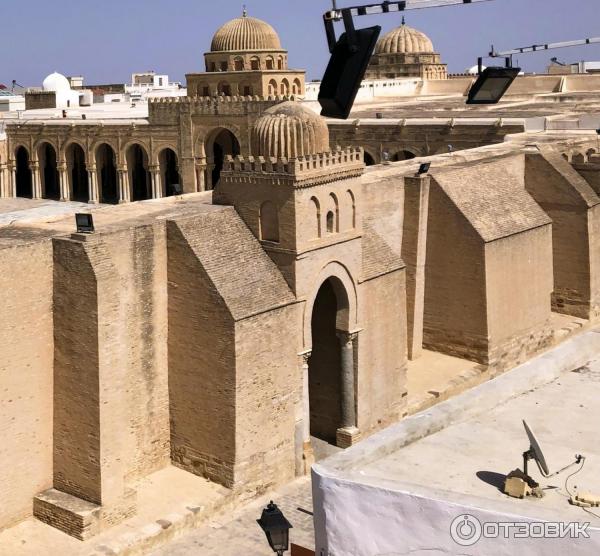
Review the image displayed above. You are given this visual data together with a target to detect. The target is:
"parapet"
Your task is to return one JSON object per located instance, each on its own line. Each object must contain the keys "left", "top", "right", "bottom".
{"left": 220, "top": 147, "right": 364, "bottom": 188}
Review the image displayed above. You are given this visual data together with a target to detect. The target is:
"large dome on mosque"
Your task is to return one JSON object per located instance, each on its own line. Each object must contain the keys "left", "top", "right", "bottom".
{"left": 375, "top": 21, "right": 435, "bottom": 55}
{"left": 252, "top": 102, "right": 330, "bottom": 159}
{"left": 211, "top": 11, "right": 282, "bottom": 52}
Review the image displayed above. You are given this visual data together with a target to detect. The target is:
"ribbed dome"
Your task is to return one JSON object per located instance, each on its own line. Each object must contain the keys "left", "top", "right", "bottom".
{"left": 375, "top": 23, "right": 434, "bottom": 54}
{"left": 211, "top": 13, "right": 282, "bottom": 52}
{"left": 252, "top": 102, "right": 330, "bottom": 159}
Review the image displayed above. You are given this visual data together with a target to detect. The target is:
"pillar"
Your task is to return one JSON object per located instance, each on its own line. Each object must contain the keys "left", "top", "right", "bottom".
{"left": 30, "top": 160, "right": 42, "bottom": 199}
{"left": 149, "top": 165, "right": 162, "bottom": 198}
{"left": 58, "top": 163, "right": 69, "bottom": 201}
{"left": 0, "top": 163, "right": 5, "bottom": 197}
{"left": 206, "top": 163, "right": 215, "bottom": 190}
{"left": 336, "top": 331, "right": 360, "bottom": 449}
{"left": 195, "top": 159, "right": 207, "bottom": 192}
{"left": 10, "top": 162, "right": 17, "bottom": 198}
{"left": 296, "top": 351, "right": 314, "bottom": 476}
{"left": 87, "top": 165, "right": 99, "bottom": 204}
{"left": 117, "top": 165, "right": 129, "bottom": 203}
{"left": 401, "top": 175, "right": 431, "bottom": 360}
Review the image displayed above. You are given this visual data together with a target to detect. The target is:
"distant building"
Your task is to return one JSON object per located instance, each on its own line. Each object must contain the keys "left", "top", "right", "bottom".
{"left": 365, "top": 19, "right": 448, "bottom": 80}
{"left": 0, "top": 90, "right": 25, "bottom": 112}
{"left": 548, "top": 59, "right": 600, "bottom": 75}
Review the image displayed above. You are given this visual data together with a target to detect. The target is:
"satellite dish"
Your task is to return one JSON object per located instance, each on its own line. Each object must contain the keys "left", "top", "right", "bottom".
{"left": 523, "top": 420, "right": 550, "bottom": 476}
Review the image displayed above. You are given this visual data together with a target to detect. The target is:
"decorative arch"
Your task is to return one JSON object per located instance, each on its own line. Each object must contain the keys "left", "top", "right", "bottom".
{"left": 292, "top": 78, "right": 302, "bottom": 95}
{"left": 280, "top": 78, "right": 290, "bottom": 95}
{"left": 15, "top": 146, "right": 32, "bottom": 198}
{"left": 217, "top": 81, "right": 231, "bottom": 96}
{"left": 96, "top": 143, "right": 118, "bottom": 204}
{"left": 37, "top": 142, "right": 60, "bottom": 200}
{"left": 205, "top": 127, "right": 241, "bottom": 188}
{"left": 266, "top": 56, "right": 275, "bottom": 70}
{"left": 268, "top": 79, "right": 278, "bottom": 96}
{"left": 392, "top": 149, "right": 418, "bottom": 161}
{"left": 310, "top": 196, "right": 321, "bottom": 239}
{"left": 363, "top": 149, "right": 376, "bottom": 166}
{"left": 259, "top": 201, "right": 279, "bottom": 242}
{"left": 159, "top": 147, "right": 181, "bottom": 197}
{"left": 277, "top": 56, "right": 284, "bottom": 70}
{"left": 303, "top": 261, "right": 358, "bottom": 350}
{"left": 347, "top": 189, "right": 356, "bottom": 229}
{"left": 328, "top": 192, "right": 339, "bottom": 233}
{"left": 66, "top": 142, "right": 89, "bottom": 202}
{"left": 250, "top": 56, "right": 260, "bottom": 70}
{"left": 126, "top": 143, "right": 150, "bottom": 201}
{"left": 234, "top": 57, "right": 244, "bottom": 71}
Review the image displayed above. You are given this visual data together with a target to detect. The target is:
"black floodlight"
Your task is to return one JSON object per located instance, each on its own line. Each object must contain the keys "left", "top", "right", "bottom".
{"left": 257, "top": 501, "right": 292, "bottom": 556}
{"left": 319, "top": 20, "right": 381, "bottom": 119}
{"left": 75, "top": 213, "right": 94, "bottom": 234}
{"left": 417, "top": 162, "right": 431, "bottom": 175}
{"left": 467, "top": 66, "right": 521, "bottom": 105}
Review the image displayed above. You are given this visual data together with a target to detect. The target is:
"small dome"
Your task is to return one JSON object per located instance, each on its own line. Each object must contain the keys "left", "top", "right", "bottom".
{"left": 42, "top": 72, "right": 71, "bottom": 92}
{"left": 466, "top": 64, "right": 486, "bottom": 75}
{"left": 375, "top": 22, "right": 434, "bottom": 54}
{"left": 211, "top": 12, "right": 282, "bottom": 52}
{"left": 252, "top": 102, "right": 330, "bottom": 159}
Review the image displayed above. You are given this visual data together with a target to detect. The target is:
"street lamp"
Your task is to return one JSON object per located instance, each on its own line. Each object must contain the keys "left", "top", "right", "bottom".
{"left": 257, "top": 501, "right": 293, "bottom": 556}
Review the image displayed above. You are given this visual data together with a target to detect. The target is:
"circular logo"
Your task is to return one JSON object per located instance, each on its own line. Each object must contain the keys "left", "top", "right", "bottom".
{"left": 450, "top": 514, "right": 482, "bottom": 546}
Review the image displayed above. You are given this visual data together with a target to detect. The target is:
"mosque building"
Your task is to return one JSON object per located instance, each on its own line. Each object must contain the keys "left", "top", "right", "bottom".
{"left": 1, "top": 8, "right": 600, "bottom": 550}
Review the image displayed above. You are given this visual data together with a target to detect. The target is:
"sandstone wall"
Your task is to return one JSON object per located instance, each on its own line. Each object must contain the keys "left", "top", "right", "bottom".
{"left": 423, "top": 182, "right": 488, "bottom": 362}
{"left": 167, "top": 220, "right": 237, "bottom": 487}
{"left": 358, "top": 271, "right": 407, "bottom": 433}
{"left": 0, "top": 239, "right": 53, "bottom": 530}
{"left": 484, "top": 226, "right": 553, "bottom": 368}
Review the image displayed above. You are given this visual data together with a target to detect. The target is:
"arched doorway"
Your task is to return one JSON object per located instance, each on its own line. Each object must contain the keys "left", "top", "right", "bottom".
{"left": 66, "top": 143, "right": 89, "bottom": 202}
{"left": 159, "top": 148, "right": 181, "bottom": 197}
{"left": 15, "top": 146, "right": 33, "bottom": 198}
{"left": 363, "top": 151, "right": 376, "bottom": 166}
{"left": 126, "top": 144, "right": 150, "bottom": 201}
{"left": 392, "top": 150, "right": 417, "bottom": 161}
{"left": 96, "top": 144, "right": 118, "bottom": 204}
{"left": 39, "top": 143, "right": 60, "bottom": 200}
{"left": 208, "top": 129, "right": 240, "bottom": 188}
{"left": 309, "top": 278, "right": 349, "bottom": 445}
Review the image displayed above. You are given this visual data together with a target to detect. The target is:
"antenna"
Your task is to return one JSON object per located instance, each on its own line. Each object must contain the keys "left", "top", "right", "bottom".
{"left": 522, "top": 420, "right": 549, "bottom": 476}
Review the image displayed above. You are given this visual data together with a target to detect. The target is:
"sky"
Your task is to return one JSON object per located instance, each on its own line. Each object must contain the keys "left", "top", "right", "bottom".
{"left": 2, "top": 0, "right": 600, "bottom": 87}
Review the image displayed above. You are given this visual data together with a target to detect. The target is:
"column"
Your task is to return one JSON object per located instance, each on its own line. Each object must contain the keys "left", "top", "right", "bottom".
{"left": 87, "top": 165, "right": 99, "bottom": 204}
{"left": 206, "top": 163, "right": 215, "bottom": 190}
{"left": 336, "top": 331, "right": 361, "bottom": 449}
{"left": 10, "top": 162, "right": 17, "bottom": 198}
{"left": 149, "top": 165, "right": 162, "bottom": 199}
{"left": 195, "top": 159, "right": 207, "bottom": 192}
{"left": 30, "top": 160, "right": 42, "bottom": 199}
{"left": 58, "top": 163, "right": 69, "bottom": 201}
{"left": 296, "top": 351, "right": 314, "bottom": 476}
{"left": 0, "top": 164, "right": 5, "bottom": 198}
{"left": 401, "top": 175, "right": 431, "bottom": 360}
{"left": 117, "top": 165, "right": 129, "bottom": 203}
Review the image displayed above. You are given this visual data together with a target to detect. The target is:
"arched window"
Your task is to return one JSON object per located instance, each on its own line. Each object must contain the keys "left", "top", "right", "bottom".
{"left": 234, "top": 57, "right": 244, "bottom": 71}
{"left": 310, "top": 196, "right": 321, "bottom": 239}
{"left": 329, "top": 193, "right": 339, "bottom": 233}
{"left": 250, "top": 57, "right": 260, "bottom": 70}
{"left": 268, "top": 79, "right": 278, "bottom": 96}
{"left": 347, "top": 190, "right": 356, "bottom": 229}
{"left": 260, "top": 201, "right": 279, "bottom": 242}
{"left": 266, "top": 57, "right": 274, "bottom": 70}
{"left": 217, "top": 81, "right": 231, "bottom": 96}
{"left": 278, "top": 56, "right": 284, "bottom": 70}
{"left": 326, "top": 211, "right": 335, "bottom": 234}
{"left": 292, "top": 78, "right": 302, "bottom": 95}
{"left": 280, "top": 79, "right": 290, "bottom": 95}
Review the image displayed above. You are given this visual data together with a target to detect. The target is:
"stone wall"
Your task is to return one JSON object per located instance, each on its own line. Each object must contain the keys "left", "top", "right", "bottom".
{"left": 0, "top": 238, "right": 54, "bottom": 530}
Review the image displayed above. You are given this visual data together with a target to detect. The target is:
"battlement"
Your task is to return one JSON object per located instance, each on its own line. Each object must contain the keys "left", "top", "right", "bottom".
{"left": 148, "top": 94, "right": 293, "bottom": 124}
{"left": 221, "top": 147, "right": 364, "bottom": 188}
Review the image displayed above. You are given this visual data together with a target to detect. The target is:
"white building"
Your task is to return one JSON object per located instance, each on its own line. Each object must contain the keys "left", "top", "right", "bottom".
{"left": 42, "top": 72, "right": 82, "bottom": 108}
{"left": 0, "top": 91, "right": 25, "bottom": 112}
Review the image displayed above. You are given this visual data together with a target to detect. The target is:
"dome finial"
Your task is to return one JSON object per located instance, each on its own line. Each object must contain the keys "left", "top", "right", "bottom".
{"left": 242, "top": 4, "right": 247, "bottom": 17}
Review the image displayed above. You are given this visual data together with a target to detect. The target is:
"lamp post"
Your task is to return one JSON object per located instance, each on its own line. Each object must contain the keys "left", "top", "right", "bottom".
{"left": 257, "top": 501, "right": 293, "bottom": 556}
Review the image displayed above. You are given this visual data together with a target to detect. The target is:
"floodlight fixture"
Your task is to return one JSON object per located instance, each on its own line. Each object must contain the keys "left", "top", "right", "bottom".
{"left": 471, "top": 33, "right": 600, "bottom": 105}
{"left": 75, "top": 213, "right": 95, "bottom": 234}
{"left": 466, "top": 66, "right": 521, "bottom": 105}
{"left": 417, "top": 162, "right": 431, "bottom": 175}
{"left": 319, "top": 0, "right": 494, "bottom": 119}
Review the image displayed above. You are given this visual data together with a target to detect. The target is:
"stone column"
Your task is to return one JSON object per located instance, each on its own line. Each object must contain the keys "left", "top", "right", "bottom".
{"left": 30, "top": 160, "right": 42, "bottom": 199}
{"left": 401, "top": 175, "right": 431, "bottom": 360}
{"left": 10, "top": 162, "right": 17, "bottom": 198}
{"left": 58, "top": 163, "right": 69, "bottom": 201}
{"left": 296, "top": 351, "right": 314, "bottom": 476}
{"left": 195, "top": 160, "right": 207, "bottom": 192}
{"left": 0, "top": 163, "right": 5, "bottom": 197}
{"left": 87, "top": 165, "right": 99, "bottom": 204}
{"left": 149, "top": 165, "right": 162, "bottom": 199}
{"left": 206, "top": 163, "right": 215, "bottom": 190}
{"left": 117, "top": 165, "right": 129, "bottom": 203}
{"left": 336, "top": 331, "right": 361, "bottom": 449}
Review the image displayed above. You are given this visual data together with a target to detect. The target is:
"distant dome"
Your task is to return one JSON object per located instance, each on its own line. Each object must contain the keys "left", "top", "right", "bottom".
{"left": 375, "top": 22, "right": 434, "bottom": 54}
{"left": 252, "top": 102, "right": 330, "bottom": 159}
{"left": 42, "top": 72, "right": 71, "bottom": 92}
{"left": 211, "top": 11, "right": 282, "bottom": 52}
{"left": 466, "top": 65, "right": 486, "bottom": 75}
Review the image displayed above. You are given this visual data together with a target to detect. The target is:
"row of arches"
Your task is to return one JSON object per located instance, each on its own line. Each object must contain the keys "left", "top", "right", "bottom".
{"left": 363, "top": 149, "right": 418, "bottom": 166}
{"left": 563, "top": 148, "right": 598, "bottom": 164}
{"left": 310, "top": 190, "right": 356, "bottom": 240}
{"left": 208, "top": 54, "right": 286, "bottom": 73}
{"left": 267, "top": 78, "right": 303, "bottom": 97}
{"left": 13, "top": 143, "right": 181, "bottom": 203}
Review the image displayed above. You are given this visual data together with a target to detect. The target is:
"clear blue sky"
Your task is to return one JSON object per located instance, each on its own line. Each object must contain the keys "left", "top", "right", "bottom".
{"left": 2, "top": 0, "right": 600, "bottom": 87}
